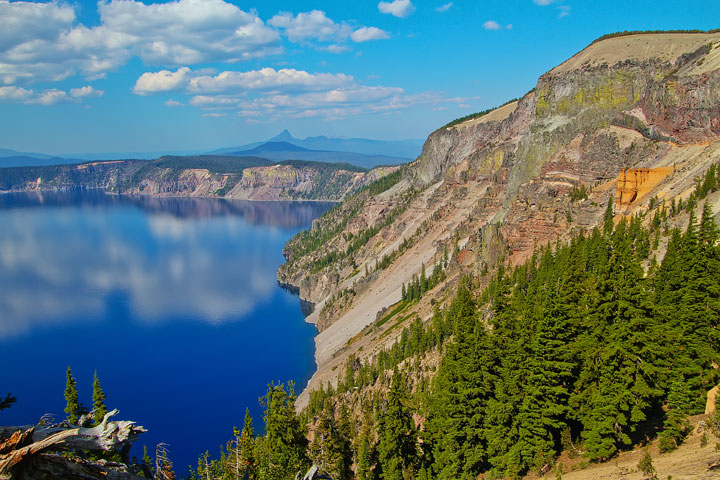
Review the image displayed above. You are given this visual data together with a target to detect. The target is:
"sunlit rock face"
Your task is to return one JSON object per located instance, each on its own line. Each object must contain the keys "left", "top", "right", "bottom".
{"left": 275, "top": 32, "right": 720, "bottom": 406}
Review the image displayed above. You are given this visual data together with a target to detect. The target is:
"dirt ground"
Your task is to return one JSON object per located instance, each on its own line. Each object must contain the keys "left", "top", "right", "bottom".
{"left": 538, "top": 416, "right": 720, "bottom": 480}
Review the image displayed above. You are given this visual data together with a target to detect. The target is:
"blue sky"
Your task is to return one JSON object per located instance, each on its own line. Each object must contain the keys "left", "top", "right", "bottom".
{"left": 0, "top": 0, "right": 717, "bottom": 155}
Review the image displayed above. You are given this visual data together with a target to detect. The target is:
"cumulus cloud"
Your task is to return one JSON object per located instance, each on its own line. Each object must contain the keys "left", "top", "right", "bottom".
{"left": 483, "top": 20, "right": 501, "bottom": 30}
{"left": 436, "top": 3, "right": 453, "bottom": 12}
{"left": 0, "top": 0, "right": 75, "bottom": 52}
{"left": 134, "top": 64, "right": 475, "bottom": 123}
{"left": 165, "top": 99, "right": 183, "bottom": 107}
{"left": 269, "top": 10, "right": 388, "bottom": 49}
{"left": 0, "top": 0, "right": 281, "bottom": 85}
{"left": 351, "top": 27, "right": 391, "bottom": 43}
{"left": 0, "top": 84, "right": 104, "bottom": 105}
{"left": 1, "top": 1, "right": 393, "bottom": 91}
{"left": 189, "top": 68, "right": 354, "bottom": 93}
{"left": 0, "top": 85, "right": 33, "bottom": 101}
{"left": 98, "top": 0, "right": 280, "bottom": 64}
{"left": 133, "top": 67, "right": 191, "bottom": 95}
{"left": 323, "top": 44, "right": 351, "bottom": 54}
{"left": 269, "top": 10, "right": 351, "bottom": 43}
{"left": 135, "top": 67, "right": 355, "bottom": 96}
{"left": 70, "top": 85, "right": 104, "bottom": 98}
{"left": 33, "top": 89, "right": 70, "bottom": 105}
{"left": 378, "top": 0, "right": 416, "bottom": 18}
{"left": 186, "top": 83, "right": 470, "bottom": 122}
{"left": 533, "top": 0, "right": 556, "bottom": 5}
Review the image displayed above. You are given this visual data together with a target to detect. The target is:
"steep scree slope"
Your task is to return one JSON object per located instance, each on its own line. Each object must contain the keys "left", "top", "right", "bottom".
{"left": 277, "top": 32, "right": 720, "bottom": 407}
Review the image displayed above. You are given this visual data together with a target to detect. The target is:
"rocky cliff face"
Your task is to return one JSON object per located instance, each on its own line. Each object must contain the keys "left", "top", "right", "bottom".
{"left": 0, "top": 160, "right": 380, "bottom": 202}
{"left": 279, "top": 32, "right": 720, "bottom": 407}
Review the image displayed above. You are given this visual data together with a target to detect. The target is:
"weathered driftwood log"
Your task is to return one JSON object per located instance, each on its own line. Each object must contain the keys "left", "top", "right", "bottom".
{"left": 0, "top": 409, "right": 146, "bottom": 480}
{"left": 5, "top": 452, "right": 147, "bottom": 480}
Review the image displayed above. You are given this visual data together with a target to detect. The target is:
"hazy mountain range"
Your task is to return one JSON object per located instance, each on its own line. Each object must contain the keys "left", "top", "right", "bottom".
{"left": 0, "top": 130, "right": 423, "bottom": 169}
{"left": 209, "top": 129, "right": 423, "bottom": 160}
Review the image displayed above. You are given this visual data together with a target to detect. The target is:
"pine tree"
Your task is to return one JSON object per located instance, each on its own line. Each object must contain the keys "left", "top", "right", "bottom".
{"left": 92, "top": 370, "right": 107, "bottom": 426}
{"left": 356, "top": 403, "right": 378, "bottom": 480}
{"left": 236, "top": 408, "right": 257, "bottom": 479}
{"left": 0, "top": 392, "right": 15, "bottom": 412}
{"left": 256, "top": 382, "right": 309, "bottom": 480}
{"left": 637, "top": 449, "right": 657, "bottom": 480}
{"left": 575, "top": 220, "right": 662, "bottom": 460}
{"left": 309, "top": 399, "right": 352, "bottom": 480}
{"left": 138, "top": 445, "right": 154, "bottom": 478}
{"left": 64, "top": 366, "right": 80, "bottom": 424}
{"left": 603, "top": 198, "right": 614, "bottom": 236}
{"left": 377, "top": 368, "right": 417, "bottom": 480}
{"left": 356, "top": 430, "right": 377, "bottom": 480}
{"left": 428, "top": 282, "right": 494, "bottom": 479}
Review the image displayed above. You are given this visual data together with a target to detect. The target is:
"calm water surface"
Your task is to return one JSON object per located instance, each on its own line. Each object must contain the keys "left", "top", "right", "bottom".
{"left": 0, "top": 191, "right": 332, "bottom": 473}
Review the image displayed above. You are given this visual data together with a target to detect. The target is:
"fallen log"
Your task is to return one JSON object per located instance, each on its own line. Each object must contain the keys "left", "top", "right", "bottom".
{"left": 0, "top": 409, "right": 147, "bottom": 480}
{"left": 14, "top": 453, "right": 146, "bottom": 480}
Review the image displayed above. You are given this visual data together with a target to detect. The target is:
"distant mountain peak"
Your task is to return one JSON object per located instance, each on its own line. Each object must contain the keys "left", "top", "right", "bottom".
{"left": 269, "top": 129, "right": 295, "bottom": 142}
{"left": 235, "top": 141, "right": 313, "bottom": 154}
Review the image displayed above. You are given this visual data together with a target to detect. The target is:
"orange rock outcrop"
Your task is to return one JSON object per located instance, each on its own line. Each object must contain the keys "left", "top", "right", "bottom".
{"left": 616, "top": 167, "right": 674, "bottom": 207}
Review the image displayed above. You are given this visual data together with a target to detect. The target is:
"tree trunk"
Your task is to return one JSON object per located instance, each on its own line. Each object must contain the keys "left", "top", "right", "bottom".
{"left": 0, "top": 409, "right": 146, "bottom": 480}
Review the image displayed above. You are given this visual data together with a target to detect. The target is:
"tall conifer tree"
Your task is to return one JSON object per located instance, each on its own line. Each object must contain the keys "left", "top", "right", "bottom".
{"left": 64, "top": 366, "right": 80, "bottom": 424}
{"left": 377, "top": 368, "right": 417, "bottom": 480}
{"left": 92, "top": 370, "right": 107, "bottom": 426}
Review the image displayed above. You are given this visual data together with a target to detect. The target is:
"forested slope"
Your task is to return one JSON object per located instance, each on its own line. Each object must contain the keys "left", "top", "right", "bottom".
{"left": 261, "top": 30, "right": 720, "bottom": 480}
{"left": 190, "top": 173, "right": 720, "bottom": 480}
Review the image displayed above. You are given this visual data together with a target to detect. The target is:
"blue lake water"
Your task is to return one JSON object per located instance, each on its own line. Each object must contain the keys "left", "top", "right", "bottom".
{"left": 0, "top": 191, "right": 332, "bottom": 474}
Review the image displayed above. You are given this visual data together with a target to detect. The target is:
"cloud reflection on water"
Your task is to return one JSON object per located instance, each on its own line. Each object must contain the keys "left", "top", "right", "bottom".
{"left": 0, "top": 192, "right": 332, "bottom": 339}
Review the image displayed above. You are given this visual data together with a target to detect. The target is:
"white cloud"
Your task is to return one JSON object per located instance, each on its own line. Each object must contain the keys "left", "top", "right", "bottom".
{"left": 70, "top": 85, "right": 104, "bottom": 98}
{"left": 0, "top": 84, "right": 104, "bottom": 105}
{"left": 483, "top": 20, "right": 501, "bottom": 30}
{"left": 0, "top": 0, "right": 281, "bottom": 85}
{"left": 323, "top": 44, "right": 351, "bottom": 54}
{"left": 269, "top": 10, "right": 388, "bottom": 48}
{"left": 269, "top": 10, "right": 351, "bottom": 43}
{"left": 533, "top": 0, "right": 556, "bottom": 5}
{"left": 558, "top": 6, "right": 571, "bottom": 17}
{"left": 165, "top": 99, "right": 183, "bottom": 107}
{"left": 436, "top": 3, "right": 453, "bottom": 12}
{"left": 507, "top": 24, "right": 513, "bottom": 30}
{"left": 185, "top": 84, "right": 473, "bottom": 123}
{"left": 135, "top": 67, "right": 356, "bottom": 96}
{"left": 0, "top": 85, "right": 33, "bottom": 101}
{"left": 0, "top": 0, "right": 75, "bottom": 52}
{"left": 133, "top": 67, "right": 191, "bottom": 95}
{"left": 351, "top": 27, "right": 391, "bottom": 43}
{"left": 33, "top": 89, "right": 70, "bottom": 105}
{"left": 189, "top": 95, "right": 242, "bottom": 108}
{"left": 202, "top": 112, "right": 227, "bottom": 117}
{"left": 378, "top": 0, "right": 416, "bottom": 18}
{"left": 98, "top": 0, "right": 280, "bottom": 64}
{"left": 135, "top": 64, "right": 475, "bottom": 123}
{"left": 189, "top": 68, "right": 354, "bottom": 93}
